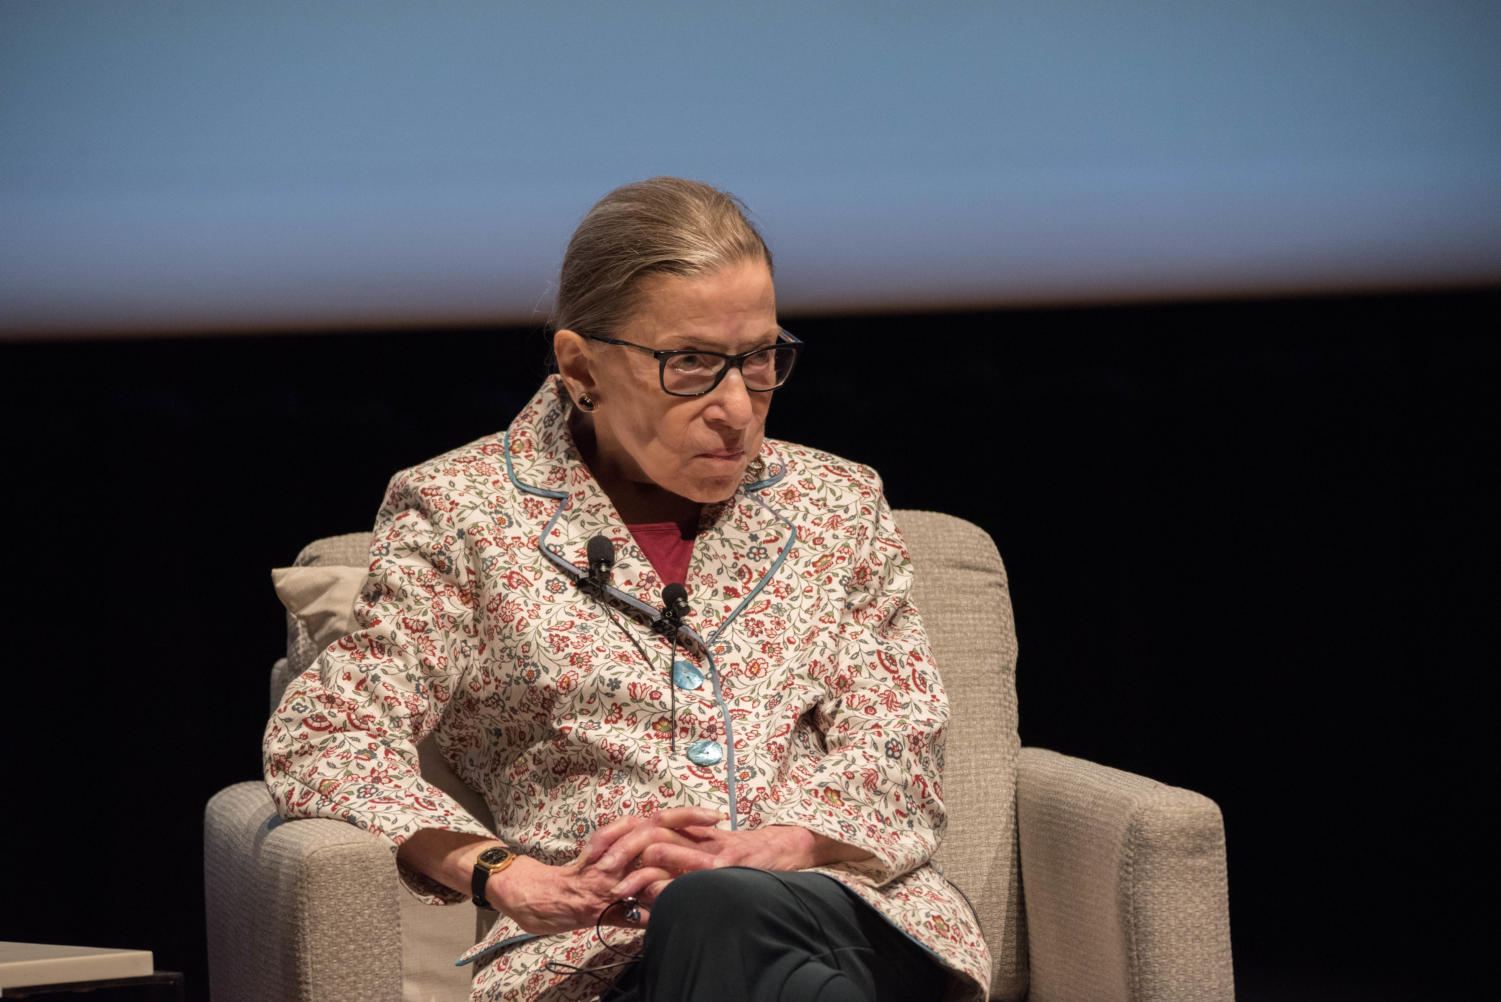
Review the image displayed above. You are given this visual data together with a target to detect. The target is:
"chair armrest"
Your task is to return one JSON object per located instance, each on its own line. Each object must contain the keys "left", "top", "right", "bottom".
{"left": 205, "top": 781, "right": 403, "bottom": 1002}
{"left": 1016, "top": 747, "right": 1234, "bottom": 1002}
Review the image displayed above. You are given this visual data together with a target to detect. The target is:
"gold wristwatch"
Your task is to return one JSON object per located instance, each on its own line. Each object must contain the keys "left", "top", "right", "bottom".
{"left": 470, "top": 845, "right": 517, "bottom": 909}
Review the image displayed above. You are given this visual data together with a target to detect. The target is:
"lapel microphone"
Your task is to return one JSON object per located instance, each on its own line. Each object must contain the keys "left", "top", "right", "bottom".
{"left": 660, "top": 583, "right": 689, "bottom": 628}
{"left": 576, "top": 536, "right": 691, "bottom": 751}
{"left": 585, "top": 535, "right": 615, "bottom": 589}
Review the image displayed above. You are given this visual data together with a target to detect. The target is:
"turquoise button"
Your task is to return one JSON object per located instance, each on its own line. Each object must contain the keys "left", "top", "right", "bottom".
{"left": 672, "top": 659, "right": 704, "bottom": 690}
{"left": 686, "top": 740, "right": 723, "bottom": 766}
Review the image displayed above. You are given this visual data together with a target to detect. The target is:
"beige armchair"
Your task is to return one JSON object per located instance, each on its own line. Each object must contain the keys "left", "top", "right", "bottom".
{"left": 205, "top": 511, "right": 1233, "bottom": 1001}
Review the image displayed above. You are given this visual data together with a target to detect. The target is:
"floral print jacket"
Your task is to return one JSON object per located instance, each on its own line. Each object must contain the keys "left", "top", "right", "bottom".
{"left": 264, "top": 376, "right": 991, "bottom": 1000}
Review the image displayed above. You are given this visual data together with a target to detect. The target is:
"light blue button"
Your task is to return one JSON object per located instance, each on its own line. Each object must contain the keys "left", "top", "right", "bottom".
{"left": 672, "top": 659, "right": 704, "bottom": 690}
{"left": 686, "top": 740, "right": 723, "bottom": 766}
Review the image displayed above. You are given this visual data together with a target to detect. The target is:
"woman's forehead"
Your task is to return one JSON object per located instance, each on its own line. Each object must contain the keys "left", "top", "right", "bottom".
{"left": 625, "top": 262, "right": 777, "bottom": 349}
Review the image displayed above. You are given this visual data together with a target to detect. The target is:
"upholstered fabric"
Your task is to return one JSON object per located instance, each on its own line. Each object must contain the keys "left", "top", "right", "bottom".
{"left": 206, "top": 510, "right": 1234, "bottom": 1002}
{"left": 1017, "top": 748, "right": 1235, "bottom": 1002}
{"left": 205, "top": 781, "right": 402, "bottom": 1002}
{"left": 900, "top": 510, "right": 1026, "bottom": 1000}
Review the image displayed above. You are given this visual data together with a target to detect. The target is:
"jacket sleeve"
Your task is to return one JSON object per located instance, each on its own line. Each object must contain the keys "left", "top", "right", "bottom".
{"left": 760, "top": 485, "right": 950, "bottom": 886}
{"left": 263, "top": 467, "right": 493, "bottom": 904}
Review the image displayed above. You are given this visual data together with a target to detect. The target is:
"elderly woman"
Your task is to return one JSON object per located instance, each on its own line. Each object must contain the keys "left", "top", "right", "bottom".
{"left": 264, "top": 178, "right": 991, "bottom": 1001}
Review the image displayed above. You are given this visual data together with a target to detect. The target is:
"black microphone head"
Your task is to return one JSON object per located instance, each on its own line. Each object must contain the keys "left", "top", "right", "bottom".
{"left": 586, "top": 535, "right": 615, "bottom": 569}
{"left": 656, "top": 582, "right": 690, "bottom": 634}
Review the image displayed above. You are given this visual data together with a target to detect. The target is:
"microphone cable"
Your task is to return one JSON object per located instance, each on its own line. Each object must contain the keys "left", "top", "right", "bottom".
{"left": 659, "top": 583, "right": 690, "bottom": 754}
{"left": 577, "top": 535, "right": 693, "bottom": 757}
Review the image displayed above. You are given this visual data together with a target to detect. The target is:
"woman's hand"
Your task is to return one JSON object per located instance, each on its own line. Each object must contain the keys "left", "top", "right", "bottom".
{"left": 606, "top": 823, "right": 872, "bottom": 902}
{"left": 487, "top": 806, "right": 723, "bottom": 934}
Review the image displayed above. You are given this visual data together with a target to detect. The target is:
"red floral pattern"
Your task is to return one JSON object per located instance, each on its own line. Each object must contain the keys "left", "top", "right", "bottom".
{"left": 264, "top": 377, "right": 991, "bottom": 1001}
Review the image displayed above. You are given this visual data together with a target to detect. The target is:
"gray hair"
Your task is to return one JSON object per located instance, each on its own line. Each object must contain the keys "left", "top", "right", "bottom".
{"left": 551, "top": 177, "right": 772, "bottom": 337}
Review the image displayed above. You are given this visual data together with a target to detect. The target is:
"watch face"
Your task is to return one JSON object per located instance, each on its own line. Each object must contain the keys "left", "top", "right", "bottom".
{"left": 478, "top": 846, "right": 512, "bottom": 869}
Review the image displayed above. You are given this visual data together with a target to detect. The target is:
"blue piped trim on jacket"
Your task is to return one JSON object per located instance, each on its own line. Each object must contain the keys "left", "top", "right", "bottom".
{"left": 455, "top": 932, "right": 539, "bottom": 968}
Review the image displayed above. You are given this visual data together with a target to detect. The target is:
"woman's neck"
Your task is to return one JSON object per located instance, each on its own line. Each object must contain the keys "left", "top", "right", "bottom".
{"left": 601, "top": 475, "right": 701, "bottom": 528}
{"left": 570, "top": 411, "right": 702, "bottom": 528}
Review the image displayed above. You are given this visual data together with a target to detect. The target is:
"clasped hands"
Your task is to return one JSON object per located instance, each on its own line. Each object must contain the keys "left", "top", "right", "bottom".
{"left": 492, "top": 807, "right": 855, "bottom": 936}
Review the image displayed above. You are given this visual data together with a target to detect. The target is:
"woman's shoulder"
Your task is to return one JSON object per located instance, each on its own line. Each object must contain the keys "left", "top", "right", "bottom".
{"left": 389, "top": 432, "right": 509, "bottom": 484}
{"left": 377, "top": 432, "right": 512, "bottom": 514}
{"left": 760, "top": 437, "right": 886, "bottom": 505}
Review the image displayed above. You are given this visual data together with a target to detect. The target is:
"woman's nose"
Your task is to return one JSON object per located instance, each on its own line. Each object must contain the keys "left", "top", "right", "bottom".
{"left": 706, "top": 367, "right": 754, "bottom": 428}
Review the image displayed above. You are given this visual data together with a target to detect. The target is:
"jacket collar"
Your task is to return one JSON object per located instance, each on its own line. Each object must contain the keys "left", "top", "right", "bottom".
{"left": 504, "top": 377, "right": 794, "bottom": 646}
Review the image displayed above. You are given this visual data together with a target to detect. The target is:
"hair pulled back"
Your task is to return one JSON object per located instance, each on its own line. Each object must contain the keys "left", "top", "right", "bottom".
{"left": 551, "top": 177, "right": 772, "bottom": 338}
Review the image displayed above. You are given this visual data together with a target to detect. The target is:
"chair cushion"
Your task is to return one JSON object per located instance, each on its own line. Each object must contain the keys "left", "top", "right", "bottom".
{"left": 272, "top": 564, "right": 366, "bottom": 656}
{"left": 280, "top": 532, "right": 372, "bottom": 674}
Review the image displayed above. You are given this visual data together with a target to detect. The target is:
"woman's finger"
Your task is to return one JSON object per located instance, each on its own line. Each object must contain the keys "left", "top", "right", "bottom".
{"left": 631, "top": 876, "right": 673, "bottom": 910}
{"left": 649, "top": 805, "right": 728, "bottom": 829}
{"left": 597, "top": 819, "right": 712, "bottom": 871}
{"left": 607, "top": 864, "right": 675, "bottom": 901}
{"left": 579, "top": 814, "right": 647, "bottom": 864}
{"left": 637, "top": 841, "right": 720, "bottom": 875}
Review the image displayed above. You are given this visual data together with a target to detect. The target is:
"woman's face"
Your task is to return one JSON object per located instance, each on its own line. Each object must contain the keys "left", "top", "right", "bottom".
{"left": 563, "top": 258, "right": 779, "bottom": 505}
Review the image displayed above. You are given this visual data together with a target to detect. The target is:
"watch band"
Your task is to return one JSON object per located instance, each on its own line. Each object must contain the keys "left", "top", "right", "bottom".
{"left": 470, "top": 845, "right": 516, "bottom": 909}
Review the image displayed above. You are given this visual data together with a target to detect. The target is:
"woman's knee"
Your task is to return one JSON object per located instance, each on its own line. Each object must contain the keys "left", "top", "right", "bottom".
{"left": 649, "top": 866, "right": 776, "bottom": 928}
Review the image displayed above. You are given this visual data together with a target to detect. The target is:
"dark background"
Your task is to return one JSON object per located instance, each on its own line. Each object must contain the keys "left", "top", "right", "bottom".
{"left": 2, "top": 288, "right": 1494, "bottom": 1000}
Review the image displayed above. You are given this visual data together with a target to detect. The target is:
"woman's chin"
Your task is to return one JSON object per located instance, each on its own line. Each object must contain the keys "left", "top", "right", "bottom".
{"left": 675, "top": 472, "right": 747, "bottom": 504}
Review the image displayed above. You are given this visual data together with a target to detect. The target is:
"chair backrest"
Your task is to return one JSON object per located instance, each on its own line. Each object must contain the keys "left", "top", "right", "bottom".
{"left": 273, "top": 510, "right": 1025, "bottom": 998}
{"left": 897, "top": 510, "right": 1025, "bottom": 999}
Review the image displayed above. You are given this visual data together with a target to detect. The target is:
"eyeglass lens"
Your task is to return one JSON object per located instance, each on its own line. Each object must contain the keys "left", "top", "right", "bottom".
{"left": 663, "top": 345, "right": 797, "bottom": 395}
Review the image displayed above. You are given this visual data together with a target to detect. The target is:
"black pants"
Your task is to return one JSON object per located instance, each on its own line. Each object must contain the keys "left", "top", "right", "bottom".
{"left": 604, "top": 867, "right": 948, "bottom": 1002}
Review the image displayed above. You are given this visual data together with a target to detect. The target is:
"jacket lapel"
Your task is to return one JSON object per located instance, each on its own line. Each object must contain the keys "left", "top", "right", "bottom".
{"left": 686, "top": 479, "right": 794, "bottom": 651}
{"left": 505, "top": 376, "right": 795, "bottom": 648}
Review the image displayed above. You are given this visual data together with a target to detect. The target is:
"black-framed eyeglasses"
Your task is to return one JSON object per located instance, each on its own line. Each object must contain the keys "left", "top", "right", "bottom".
{"left": 583, "top": 329, "right": 801, "bottom": 397}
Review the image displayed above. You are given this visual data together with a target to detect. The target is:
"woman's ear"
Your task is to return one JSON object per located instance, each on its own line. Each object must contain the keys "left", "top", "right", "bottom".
{"left": 553, "top": 330, "right": 597, "bottom": 405}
